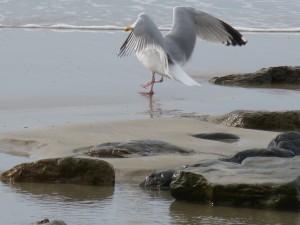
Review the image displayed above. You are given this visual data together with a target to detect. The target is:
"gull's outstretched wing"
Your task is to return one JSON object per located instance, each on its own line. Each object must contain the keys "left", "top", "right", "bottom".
{"left": 190, "top": 7, "right": 246, "bottom": 46}
{"left": 117, "top": 13, "right": 167, "bottom": 58}
{"left": 165, "top": 7, "right": 247, "bottom": 63}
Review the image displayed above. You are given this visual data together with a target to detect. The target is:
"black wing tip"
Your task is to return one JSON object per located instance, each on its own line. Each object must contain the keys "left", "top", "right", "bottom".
{"left": 221, "top": 21, "right": 247, "bottom": 46}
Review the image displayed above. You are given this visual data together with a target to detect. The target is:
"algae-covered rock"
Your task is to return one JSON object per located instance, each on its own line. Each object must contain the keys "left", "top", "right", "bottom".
{"left": 211, "top": 66, "right": 300, "bottom": 86}
{"left": 1, "top": 157, "right": 115, "bottom": 186}
{"left": 212, "top": 110, "right": 300, "bottom": 131}
{"left": 170, "top": 156, "right": 300, "bottom": 209}
{"left": 139, "top": 169, "right": 176, "bottom": 190}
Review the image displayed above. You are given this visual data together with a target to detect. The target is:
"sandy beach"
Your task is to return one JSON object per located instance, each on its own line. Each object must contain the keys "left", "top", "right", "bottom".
{"left": 1, "top": 1, "right": 300, "bottom": 223}
{"left": 0, "top": 117, "right": 279, "bottom": 182}
{"left": 0, "top": 29, "right": 299, "bottom": 180}
{"left": 0, "top": 23, "right": 299, "bottom": 225}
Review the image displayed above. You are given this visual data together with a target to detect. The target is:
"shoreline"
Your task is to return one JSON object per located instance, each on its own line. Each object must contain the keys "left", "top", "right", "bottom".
{"left": 0, "top": 29, "right": 298, "bottom": 183}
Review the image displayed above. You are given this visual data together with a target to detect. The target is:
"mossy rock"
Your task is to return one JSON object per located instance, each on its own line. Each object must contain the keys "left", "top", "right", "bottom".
{"left": 210, "top": 66, "right": 300, "bottom": 87}
{"left": 1, "top": 157, "right": 115, "bottom": 186}
{"left": 213, "top": 110, "right": 300, "bottom": 131}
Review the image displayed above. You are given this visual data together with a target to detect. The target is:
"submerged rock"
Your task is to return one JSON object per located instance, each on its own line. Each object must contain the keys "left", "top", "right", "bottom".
{"left": 75, "top": 139, "right": 194, "bottom": 158}
{"left": 1, "top": 158, "right": 115, "bottom": 186}
{"left": 139, "top": 169, "right": 176, "bottom": 190}
{"left": 210, "top": 66, "right": 300, "bottom": 86}
{"left": 212, "top": 110, "right": 300, "bottom": 131}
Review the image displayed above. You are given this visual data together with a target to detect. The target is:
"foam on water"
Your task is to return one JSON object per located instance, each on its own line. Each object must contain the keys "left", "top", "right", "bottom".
{"left": 1, "top": 24, "right": 300, "bottom": 33}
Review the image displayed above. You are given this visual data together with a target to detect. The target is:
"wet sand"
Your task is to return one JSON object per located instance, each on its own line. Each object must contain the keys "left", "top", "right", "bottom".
{"left": 0, "top": 117, "right": 279, "bottom": 182}
{"left": 0, "top": 29, "right": 299, "bottom": 181}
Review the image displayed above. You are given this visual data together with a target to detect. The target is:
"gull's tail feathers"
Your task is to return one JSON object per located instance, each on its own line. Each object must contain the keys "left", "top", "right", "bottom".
{"left": 168, "top": 63, "right": 201, "bottom": 87}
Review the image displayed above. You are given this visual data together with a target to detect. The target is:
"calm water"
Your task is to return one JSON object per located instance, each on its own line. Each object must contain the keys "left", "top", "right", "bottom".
{"left": 1, "top": 151, "right": 300, "bottom": 224}
{"left": 1, "top": 1, "right": 300, "bottom": 224}
{"left": 1, "top": 177, "right": 300, "bottom": 225}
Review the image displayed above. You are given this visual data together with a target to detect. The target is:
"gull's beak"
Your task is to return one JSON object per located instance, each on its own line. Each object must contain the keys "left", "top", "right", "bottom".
{"left": 124, "top": 26, "right": 134, "bottom": 32}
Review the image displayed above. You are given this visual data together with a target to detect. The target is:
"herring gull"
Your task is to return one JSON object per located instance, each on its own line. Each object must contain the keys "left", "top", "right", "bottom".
{"left": 118, "top": 6, "right": 247, "bottom": 94}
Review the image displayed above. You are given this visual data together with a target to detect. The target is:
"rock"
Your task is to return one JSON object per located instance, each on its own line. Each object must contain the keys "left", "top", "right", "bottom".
{"left": 170, "top": 156, "right": 300, "bottom": 209}
{"left": 139, "top": 169, "right": 176, "bottom": 190}
{"left": 1, "top": 157, "right": 115, "bottom": 186}
{"left": 32, "top": 219, "right": 67, "bottom": 225}
{"left": 210, "top": 66, "right": 300, "bottom": 86}
{"left": 211, "top": 110, "right": 300, "bottom": 131}
{"left": 47, "top": 221, "right": 67, "bottom": 225}
{"left": 222, "top": 148, "right": 294, "bottom": 164}
{"left": 191, "top": 132, "right": 240, "bottom": 143}
{"left": 34, "top": 219, "right": 49, "bottom": 224}
{"left": 74, "top": 139, "right": 194, "bottom": 158}
{"left": 171, "top": 131, "right": 300, "bottom": 210}
{"left": 268, "top": 131, "right": 300, "bottom": 155}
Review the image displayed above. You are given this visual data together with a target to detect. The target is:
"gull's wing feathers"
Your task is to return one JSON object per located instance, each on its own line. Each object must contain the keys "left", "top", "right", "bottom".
{"left": 166, "top": 7, "right": 247, "bottom": 46}
{"left": 173, "top": 7, "right": 247, "bottom": 46}
{"left": 188, "top": 7, "right": 247, "bottom": 46}
{"left": 117, "top": 13, "right": 167, "bottom": 58}
{"left": 164, "top": 7, "right": 246, "bottom": 64}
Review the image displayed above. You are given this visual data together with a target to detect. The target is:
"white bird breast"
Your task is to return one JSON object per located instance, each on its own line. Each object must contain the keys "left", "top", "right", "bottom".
{"left": 136, "top": 47, "right": 170, "bottom": 77}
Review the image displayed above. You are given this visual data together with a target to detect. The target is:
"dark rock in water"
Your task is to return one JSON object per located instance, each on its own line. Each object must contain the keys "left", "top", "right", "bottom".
{"left": 170, "top": 156, "right": 300, "bottom": 210}
{"left": 75, "top": 139, "right": 194, "bottom": 158}
{"left": 192, "top": 132, "right": 240, "bottom": 143}
{"left": 32, "top": 219, "right": 67, "bottom": 225}
{"left": 139, "top": 169, "right": 176, "bottom": 190}
{"left": 268, "top": 131, "right": 300, "bottom": 155}
{"left": 34, "top": 219, "right": 50, "bottom": 224}
{"left": 210, "top": 66, "right": 300, "bottom": 86}
{"left": 222, "top": 147, "right": 294, "bottom": 164}
{"left": 1, "top": 158, "right": 115, "bottom": 186}
{"left": 212, "top": 110, "right": 300, "bottom": 131}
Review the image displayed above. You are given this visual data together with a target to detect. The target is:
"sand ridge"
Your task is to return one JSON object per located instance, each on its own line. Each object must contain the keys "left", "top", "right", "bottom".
{"left": 0, "top": 117, "right": 278, "bottom": 182}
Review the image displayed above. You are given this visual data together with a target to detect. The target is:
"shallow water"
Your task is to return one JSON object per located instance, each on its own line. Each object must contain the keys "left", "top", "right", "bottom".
{"left": 1, "top": 176, "right": 300, "bottom": 225}
{"left": 0, "top": 0, "right": 300, "bottom": 30}
{"left": 1, "top": 153, "right": 300, "bottom": 225}
{"left": 0, "top": 29, "right": 299, "bottom": 132}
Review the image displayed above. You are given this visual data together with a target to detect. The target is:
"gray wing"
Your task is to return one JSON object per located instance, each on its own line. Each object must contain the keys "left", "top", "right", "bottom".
{"left": 164, "top": 7, "right": 247, "bottom": 63}
{"left": 186, "top": 7, "right": 247, "bottom": 46}
{"left": 117, "top": 13, "right": 168, "bottom": 58}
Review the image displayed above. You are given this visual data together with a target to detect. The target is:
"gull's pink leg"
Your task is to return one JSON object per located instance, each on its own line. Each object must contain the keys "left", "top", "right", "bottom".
{"left": 142, "top": 73, "right": 164, "bottom": 88}
{"left": 140, "top": 72, "right": 163, "bottom": 95}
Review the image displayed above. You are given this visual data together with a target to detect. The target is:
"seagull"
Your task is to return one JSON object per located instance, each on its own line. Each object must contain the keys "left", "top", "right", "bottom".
{"left": 118, "top": 6, "right": 247, "bottom": 95}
